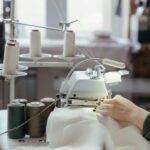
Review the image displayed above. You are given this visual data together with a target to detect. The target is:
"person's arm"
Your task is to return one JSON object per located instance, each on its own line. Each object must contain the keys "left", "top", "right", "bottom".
{"left": 143, "top": 113, "right": 150, "bottom": 140}
{"left": 130, "top": 104, "right": 149, "bottom": 131}
{"left": 99, "top": 95, "right": 150, "bottom": 140}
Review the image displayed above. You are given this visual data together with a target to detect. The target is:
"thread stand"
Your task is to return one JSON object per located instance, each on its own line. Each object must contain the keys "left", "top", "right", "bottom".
{"left": 0, "top": 64, "right": 28, "bottom": 71}
{"left": 19, "top": 53, "right": 81, "bottom": 68}
{"left": 19, "top": 53, "right": 52, "bottom": 62}
{"left": 53, "top": 53, "right": 86, "bottom": 62}
{"left": 0, "top": 70, "right": 27, "bottom": 102}
{"left": 18, "top": 57, "right": 86, "bottom": 68}
{"left": 2, "top": 0, "right": 83, "bottom": 104}
{"left": 18, "top": 61, "right": 74, "bottom": 68}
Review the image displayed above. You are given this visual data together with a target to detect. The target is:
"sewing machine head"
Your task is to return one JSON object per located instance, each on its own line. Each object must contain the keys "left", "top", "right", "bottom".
{"left": 59, "top": 58, "right": 129, "bottom": 107}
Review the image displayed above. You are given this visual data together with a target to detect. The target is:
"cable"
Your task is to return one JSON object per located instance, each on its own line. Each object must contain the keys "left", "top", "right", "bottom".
{"left": 0, "top": 100, "right": 57, "bottom": 136}
{"left": 65, "top": 57, "right": 102, "bottom": 81}
{"left": 59, "top": 57, "right": 103, "bottom": 94}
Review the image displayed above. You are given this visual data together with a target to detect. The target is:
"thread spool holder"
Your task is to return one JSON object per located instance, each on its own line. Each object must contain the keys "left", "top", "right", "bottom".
{"left": 2, "top": 0, "right": 85, "bottom": 103}
{"left": 3, "top": 1, "right": 82, "bottom": 67}
{"left": 0, "top": 64, "right": 28, "bottom": 71}
{"left": 18, "top": 61, "right": 74, "bottom": 68}
{"left": 0, "top": 71, "right": 27, "bottom": 102}
{"left": 3, "top": 19, "right": 83, "bottom": 67}
{"left": 19, "top": 53, "right": 85, "bottom": 68}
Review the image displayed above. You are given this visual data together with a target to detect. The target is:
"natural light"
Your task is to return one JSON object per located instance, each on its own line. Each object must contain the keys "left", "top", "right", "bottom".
{"left": 67, "top": 0, "right": 103, "bottom": 33}
{"left": 15, "top": 0, "right": 46, "bottom": 38}
{"left": 15, "top": 0, "right": 111, "bottom": 38}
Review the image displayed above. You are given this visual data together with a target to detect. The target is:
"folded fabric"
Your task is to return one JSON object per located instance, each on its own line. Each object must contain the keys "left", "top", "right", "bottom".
{"left": 46, "top": 107, "right": 150, "bottom": 150}
{"left": 46, "top": 107, "right": 114, "bottom": 150}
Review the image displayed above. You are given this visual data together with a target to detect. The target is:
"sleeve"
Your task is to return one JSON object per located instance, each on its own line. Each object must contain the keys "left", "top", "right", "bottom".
{"left": 143, "top": 113, "right": 150, "bottom": 140}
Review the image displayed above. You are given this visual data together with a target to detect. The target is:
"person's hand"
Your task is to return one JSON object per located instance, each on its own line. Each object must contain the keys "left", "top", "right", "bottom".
{"left": 98, "top": 95, "right": 149, "bottom": 130}
{"left": 99, "top": 95, "right": 137, "bottom": 122}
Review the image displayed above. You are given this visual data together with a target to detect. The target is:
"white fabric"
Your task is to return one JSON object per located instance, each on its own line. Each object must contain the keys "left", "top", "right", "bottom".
{"left": 46, "top": 107, "right": 114, "bottom": 150}
{"left": 15, "top": 107, "right": 150, "bottom": 150}
{"left": 46, "top": 107, "right": 150, "bottom": 150}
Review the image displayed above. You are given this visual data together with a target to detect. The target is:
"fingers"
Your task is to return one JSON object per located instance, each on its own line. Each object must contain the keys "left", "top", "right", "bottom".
{"left": 98, "top": 96, "right": 121, "bottom": 115}
{"left": 97, "top": 103, "right": 114, "bottom": 115}
{"left": 113, "top": 94, "right": 130, "bottom": 102}
{"left": 102, "top": 94, "right": 125, "bottom": 105}
{"left": 103, "top": 99, "right": 120, "bottom": 106}
{"left": 97, "top": 107, "right": 113, "bottom": 116}
{"left": 102, "top": 99, "right": 112, "bottom": 104}
{"left": 97, "top": 95, "right": 125, "bottom": 115}
{"left": 99, "top": 104, "right": 114, "bottom": 110}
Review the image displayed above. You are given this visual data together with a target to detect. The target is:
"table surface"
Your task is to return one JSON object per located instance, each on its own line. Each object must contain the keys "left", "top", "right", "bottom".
{"left": 0, "top": 110, "right": 48, "bottom": 150}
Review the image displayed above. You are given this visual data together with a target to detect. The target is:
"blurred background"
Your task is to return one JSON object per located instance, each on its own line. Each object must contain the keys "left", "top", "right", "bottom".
{"left": 0, "top": 0, "right": 150, "bottom": 110}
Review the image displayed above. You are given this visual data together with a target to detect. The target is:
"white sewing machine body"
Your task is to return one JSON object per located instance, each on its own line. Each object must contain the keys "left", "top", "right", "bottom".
{"left": 59, "top": 62, "right": 128, "bottom": 106}
{"left": 60, "top": 70, "right": 109, "bottom": 100}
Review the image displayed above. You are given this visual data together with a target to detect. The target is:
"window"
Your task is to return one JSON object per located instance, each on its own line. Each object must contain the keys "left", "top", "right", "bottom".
{"left": 14, "top": 0, "right": 113, "bottom": 39}
{"left": 67, "top": 0, "right": 113, "bottom": 34}
{"left": 15, "top": 0, "right": 46, "bottom": 38}
{"left": 67, "top": 0, "right": 103, "bottom": 33}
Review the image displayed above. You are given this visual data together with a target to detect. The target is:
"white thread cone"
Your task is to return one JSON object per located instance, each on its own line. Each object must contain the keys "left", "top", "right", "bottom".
{"left": 3, "top": 42, "right": 17, "bottom": 75}
{"left": 30, "top": 30, "right": 42, "bottom": 57}
{"left": 9, "top": 40, "right": 20, "bottom": 69}
{"left": 63, "top": 30, "right": 76, "bottom": 57}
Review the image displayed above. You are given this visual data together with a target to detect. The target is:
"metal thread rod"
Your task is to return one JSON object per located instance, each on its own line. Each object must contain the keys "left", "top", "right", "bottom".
{"left": 3, "top": 19, "right": 62, "bottom": 32}
{"left": 4, "top": 19, "right": 78, "bottom": 32}
{"left": 10, "top": 0, "right": 15, "bottom": 39}
{"left": 68, "top": 19, "right": 78, "bottom": 24}
{"left": 10, "top": 78, "right": 15, "bottom": 102}
{"left": 12, "top": 20, "right": 62, "bottom": 31}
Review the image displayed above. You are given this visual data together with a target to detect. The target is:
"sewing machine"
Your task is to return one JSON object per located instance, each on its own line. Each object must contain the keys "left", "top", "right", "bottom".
{"left": 59, "top": 58, "right": 129, "bottom": 107}
{"left": 45, "top": 58, "right": 150, "bottom": 150}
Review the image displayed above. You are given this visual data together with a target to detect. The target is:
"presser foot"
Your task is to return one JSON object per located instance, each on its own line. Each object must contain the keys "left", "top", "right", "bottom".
{"left": 66, "top": 98, "right": 103, "bottom": 108}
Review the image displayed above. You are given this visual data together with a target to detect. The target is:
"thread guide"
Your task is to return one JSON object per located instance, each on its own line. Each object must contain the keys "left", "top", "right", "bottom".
{"left": 20, "top": 53, "right": 52, "bottom": 61}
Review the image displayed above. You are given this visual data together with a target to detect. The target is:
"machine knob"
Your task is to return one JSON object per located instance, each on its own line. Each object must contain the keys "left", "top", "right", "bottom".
{"left": 86, "top": 68, "right": 93, "bottom": 75}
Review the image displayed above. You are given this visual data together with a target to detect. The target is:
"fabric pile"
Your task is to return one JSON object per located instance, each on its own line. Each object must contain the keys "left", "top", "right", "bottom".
{"left": 16, "top": 107, "right": 150, "bottom": 150}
